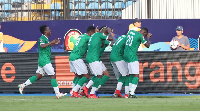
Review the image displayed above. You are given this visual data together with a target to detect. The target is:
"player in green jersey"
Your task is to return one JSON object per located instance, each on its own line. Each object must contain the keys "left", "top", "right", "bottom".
{"left": 69, "top": 26, "right": 96, "bottom": 98}
{"left": 18, "top": 25, "right": 67, "bottom": 99}
{"left": 110, "top": 35, "right": 130, "bottom": 98}
{"left": 85, "top": 26, "right": 114, "bottom": 98}
{"left": 83, "top": 39, "right": 113, "bottom": 97}
{"left": 124, "top": 28, "right": 152, "bottom": 98}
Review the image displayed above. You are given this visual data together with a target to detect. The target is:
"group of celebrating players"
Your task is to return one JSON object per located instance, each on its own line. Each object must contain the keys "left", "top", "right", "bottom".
{"left": 18, "top": 18, "right": 152, "bottom": 99}
{"left": 69, "top": 18, "right": 152, "bottom": 98}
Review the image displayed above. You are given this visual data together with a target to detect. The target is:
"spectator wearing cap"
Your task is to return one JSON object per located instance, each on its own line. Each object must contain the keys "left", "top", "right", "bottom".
{"left": 0, "top": 22, "right": 5, "bottom": 52}
{"left": 129, "top": 18, "right": 142, "bottom": 31}
{"left": 171, "top": 26, "right": 190, "bottom": 51}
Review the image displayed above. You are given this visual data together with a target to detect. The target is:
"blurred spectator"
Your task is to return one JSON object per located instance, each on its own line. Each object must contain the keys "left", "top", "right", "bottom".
{"left": 171, "top": 26, "right": 190, "bottom": 51}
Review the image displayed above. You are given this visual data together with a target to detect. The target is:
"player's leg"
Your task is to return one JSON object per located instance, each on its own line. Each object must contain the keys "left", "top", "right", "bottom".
{"left": 124, "top": 75, "right": 129, "bottom": 98}
{"left": 71, "top": 59, "right": 89, "bottom": 98}
{"left": 69, "top": 61, "right": 78, "bottom": 88}
{"left": 18, "top": 67, "right": 45, "bottom": 95}
{"left": 128, "top": 61, "right": 139, "bottom": 98}
{"left": 44, "top": 63, "right": 67, "bottom": 99}
{"left": 83, "top": 76, "right": 97, "bottom": 96}
{"left": 112, "top": 61, "right": 128, "bottom": 98}
{"left": 97, "top": 61, "right": 109, "bottom": 89}
{"left": 88, "top": 61, "right": 104, "bottom": 98}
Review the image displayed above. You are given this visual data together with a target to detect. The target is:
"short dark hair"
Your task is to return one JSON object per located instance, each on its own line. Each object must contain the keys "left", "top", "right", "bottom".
{"left": 87, "top": 26, "right": 95, "bottom": 33}
{"left": 40, "top": 25, "right": 47, "bottom": 34}
{"left": 141, "top": 28, "right": 148, "bottom": 33}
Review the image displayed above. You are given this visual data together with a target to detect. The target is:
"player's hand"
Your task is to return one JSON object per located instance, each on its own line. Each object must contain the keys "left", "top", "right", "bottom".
{"left": 147, "top": 33, "right": 152, "bottom": 38}
{"left": 107, "top": 27, "right": 112, "bottom": 33}
{"left": 93, "top": 24, "right": 99, "bottom": 32}
{"left": 55, "top": 38, "right": 61, "bottom": 44}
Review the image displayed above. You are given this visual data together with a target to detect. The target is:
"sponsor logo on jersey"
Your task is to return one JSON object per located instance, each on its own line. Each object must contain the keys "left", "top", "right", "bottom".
{"left": 64, "top": 29, "right": 82, "bottom": 51}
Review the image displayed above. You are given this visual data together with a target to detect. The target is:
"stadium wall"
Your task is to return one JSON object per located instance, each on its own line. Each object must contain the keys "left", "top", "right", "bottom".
{"left": 1, "top": 19, "right": 200, "bottom": 52}
{"left": 0, "top": 52, "right": 200, "bottom": 94}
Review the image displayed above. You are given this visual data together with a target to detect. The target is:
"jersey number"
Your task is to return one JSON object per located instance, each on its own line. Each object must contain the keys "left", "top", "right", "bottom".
{"left": 88, "top": 36, "right": 92, "bottom": 46}
{"left": 114, "top": 37, "right": 123, "bottom": 45}
{"left": 126, "top": 35, "right": 134, "bottom": 46}
{"left": 75, "top": 38, "right": 81, "bottom": 46}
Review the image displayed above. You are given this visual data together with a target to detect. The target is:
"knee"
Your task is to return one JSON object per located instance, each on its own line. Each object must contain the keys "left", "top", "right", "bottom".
{"left": 37, "top": 74, "right": 43, "bottom": 80}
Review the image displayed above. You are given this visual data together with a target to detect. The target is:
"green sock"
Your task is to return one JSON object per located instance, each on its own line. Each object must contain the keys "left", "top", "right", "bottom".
{"left": 100, "top": 75, "right": 109, "bottom": 86}
{"left": 29, "top": 76, "right": 37, "bottom": 84}
{"left": 75, "top": 77, "right": 81, "bottom": 86}
{"left": 77, "top": 77, "right": 88, "bottom": 86}
{"left": 93, "top": 77, "right": 101, "bottom": 88}
{"left": 129, "top": 75, "right": 133, "bottom": 84}
{"left": 125, "top": 76, "right": 129, "bottom": 86}
{"left": 118, "top": 75, "right": 125, "bottom": 83}
{"left": 73, "top": 77, "right": 78, "bottom": 84}
{"left": 51, "top": 79, "right": 58, "bottom": 87}
{"left": 132, "top": 77, "right": 139, "bottom": 85}
{"left": 91, "top": 76, "right": 97, "bottom": 82}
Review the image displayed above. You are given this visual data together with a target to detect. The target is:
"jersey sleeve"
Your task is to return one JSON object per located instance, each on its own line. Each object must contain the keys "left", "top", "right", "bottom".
{"left": 140, "top": 35, "right": 147, "bottom": 44}
{"left": 39, "top": 36, "right": 46, "bottom": 45}
{"left": 104, "top": 40, "right": 110, "bottom": 46}
{"left": 100, "top": 33, "right": 108, "bottom": 40}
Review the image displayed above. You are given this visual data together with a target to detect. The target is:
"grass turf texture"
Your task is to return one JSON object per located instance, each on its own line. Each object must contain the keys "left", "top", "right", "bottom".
{"left": 0, "top": 96, "right": 200, "bottom": 111}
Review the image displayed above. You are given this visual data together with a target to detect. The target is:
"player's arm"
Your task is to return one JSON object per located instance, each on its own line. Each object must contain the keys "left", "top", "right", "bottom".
{"left": 41, "top": 38, "right": 60, "bottom": 48}
{"left": 107, "top": 27, "right": 114, "bottom": 41}
{"left": 143, "top": 33, "right": 152, "bottom": 48}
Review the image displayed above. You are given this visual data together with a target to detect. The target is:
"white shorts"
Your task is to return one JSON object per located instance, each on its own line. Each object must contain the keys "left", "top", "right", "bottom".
{"left": 88, "top": 61, "right": 107, "bottom": 76}
{"left": 36, "top": 63, "right": 55, "bottom": 76}
{"left": 111, "top": 60, "right": 129, "bottom": 80}
{"left": 127, "top": 61, "right": 139, "bottom": 74}
{"left": 69, "top": 59, "right": 88, "bottom": 75}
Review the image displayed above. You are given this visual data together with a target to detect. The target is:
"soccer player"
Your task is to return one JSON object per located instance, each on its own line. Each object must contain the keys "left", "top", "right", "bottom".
{"left": 18, "top": 25, "right": 67, "bottom": 99}
{"left": 124, "top": 28, "right": 152, "bottom": 98}
{"left": 69, "top": 26, "right": 96, "bottom": 98}
{"left": 83, "top": 39, "right": 113, "bottom": 97}
{"left": 85, "top": 26, "right": 114, "bottom": 98}
{"left": 110, "top": 35, "right": 129, "bottom": 98}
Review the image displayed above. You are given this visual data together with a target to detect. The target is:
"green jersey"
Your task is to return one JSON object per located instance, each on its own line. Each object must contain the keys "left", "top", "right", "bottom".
{"left": 86, "top": 32, "right": 108, "bottom": 63}
{"left": 124, "top": 30, "right": 147, "bottom": 62}
{"left": 38, "top": 35, "right": 51, "bottom": 67}
{"left": 110, "top": 35, "right": 127, "bottom": 62}
{"left": 99, "top": 40, "right": 110, "bottom": 58}
{"left": 69, "top": 33, "right": 90, "bottom": 61}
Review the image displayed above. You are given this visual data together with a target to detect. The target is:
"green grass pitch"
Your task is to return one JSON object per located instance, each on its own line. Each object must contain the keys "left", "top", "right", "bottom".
{"left": 0, "top": 96, "right": 200, "bottom": 111}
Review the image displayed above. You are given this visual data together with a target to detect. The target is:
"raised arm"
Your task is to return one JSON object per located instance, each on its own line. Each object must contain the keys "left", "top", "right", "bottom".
{"left": 144, "top": 33, "right": 152, "bottom": 48}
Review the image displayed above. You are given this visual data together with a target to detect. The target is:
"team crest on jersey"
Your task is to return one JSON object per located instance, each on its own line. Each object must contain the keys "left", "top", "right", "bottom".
{"left": 64, "top": 29, "right": 82, "bottom": 51}
{"left": 40, "top": 39, "right": 43, "bottom": 42}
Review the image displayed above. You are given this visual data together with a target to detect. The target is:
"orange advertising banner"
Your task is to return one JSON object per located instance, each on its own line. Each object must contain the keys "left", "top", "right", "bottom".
{"left": 55, "top": 56, "right": 75, "bottom": 88}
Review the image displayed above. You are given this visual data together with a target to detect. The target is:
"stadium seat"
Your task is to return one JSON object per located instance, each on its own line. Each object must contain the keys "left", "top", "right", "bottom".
{"left": 125, "top": 0, "right": 134, "bottom": 7}
{"left": 21, "top": 0, "right": 30, "bottom": 3}
{"left": 100, "top": 0, "right": 112, "bottom": 2}
{"left": 11, "top": 0, "right": 21, "bottom": 3}
{"left": 50, "top": 3, "right": 61, "bottom": 18}
{"left": 75, "top": 2, "right": 86, "bottom": 16}
{"left": 114, "top": 2, "right": 124, "bottom": 17}
{"left": 114, "top": 2, "right": 125, "bottom": 8}
{"left": 1, "top": 0, "right": 9, "bottom": 3}
{"left": 69, "top": 2, "right": 73, "bottom": 9}
{"left": 2, "top": 4, "right": 12, "bottom": 16}
{"left": 101, "top": 2, "right": 112, "bottom": 17}
{"left": 88, "top": 2, "right": 99, "bottom": 16}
